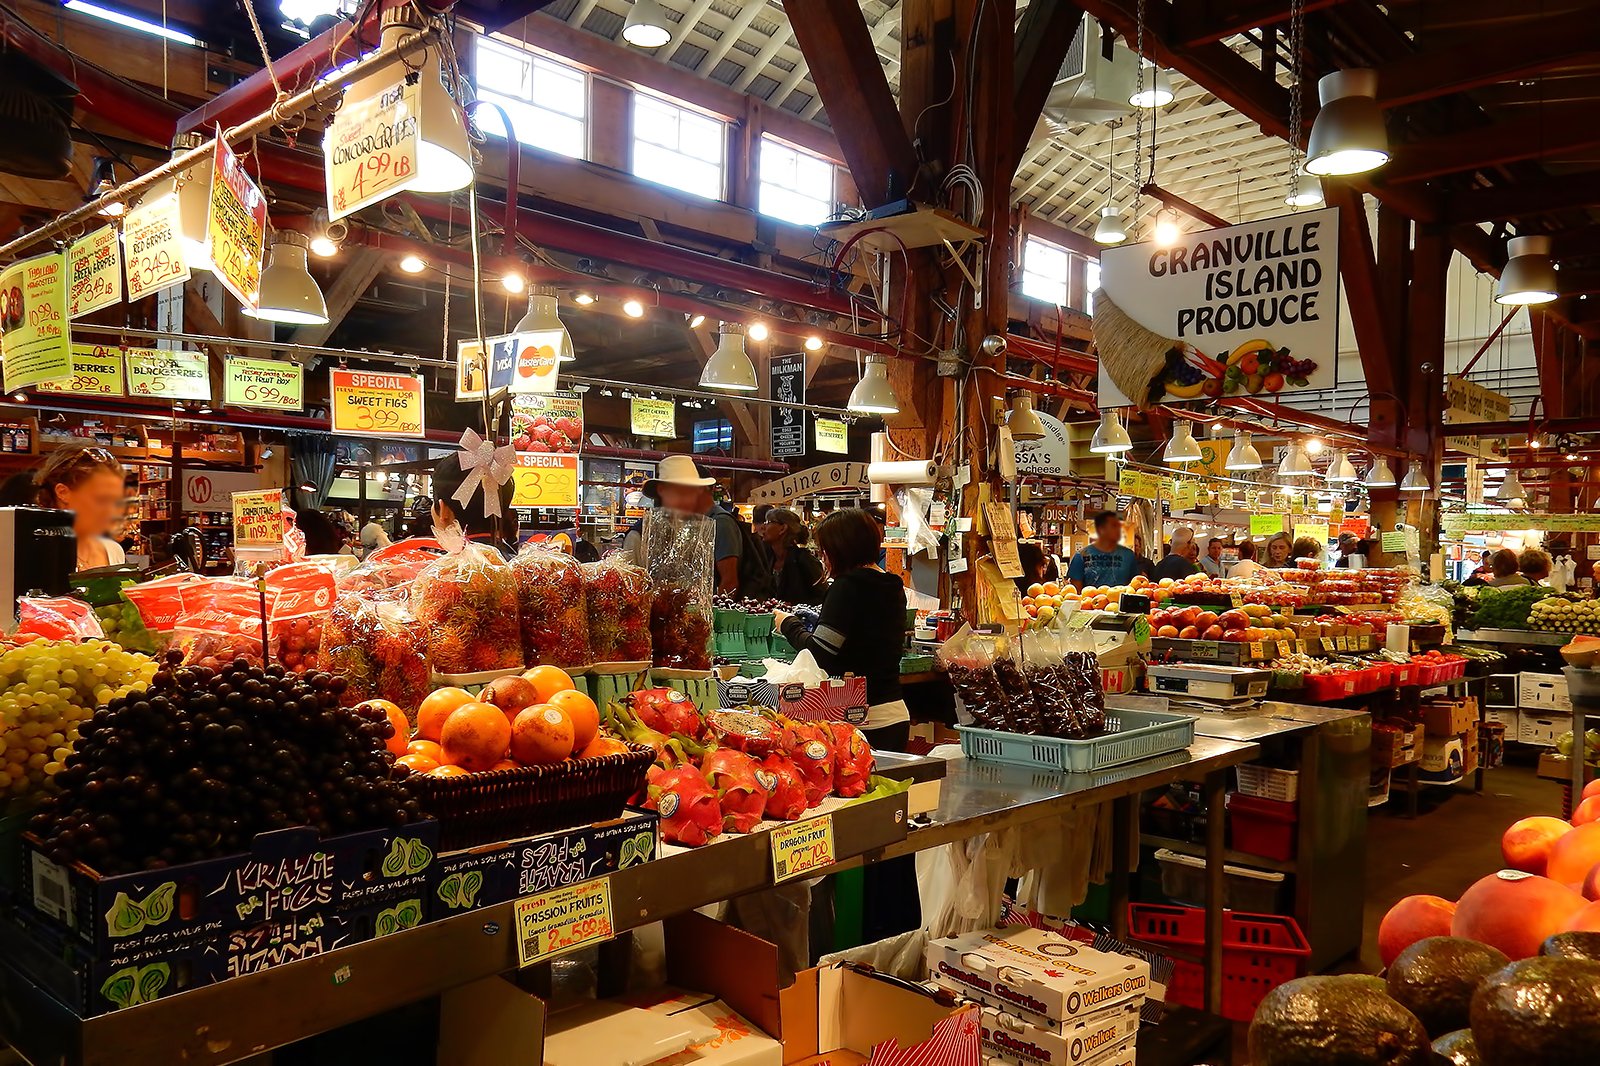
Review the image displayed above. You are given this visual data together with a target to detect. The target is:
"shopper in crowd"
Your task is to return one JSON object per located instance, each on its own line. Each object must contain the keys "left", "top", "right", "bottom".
{"left": 360, "top": 516, "right": 391, "bottom": 557}
{"left": 1467, "top": 549, "right": 1493, "bottom": 582}
{"left": 1264, "top": 532, "right": 1292, "bottom": 568}
{"left": 1290, "top": 536, "right": 1324, "bottom": 565}
{"left": 1334, "top": 532, "right": 1361, "bottom": 568}
{"left": 775, "top": 509, "right": 909, "bottom": 748}
{"left": 1199, "top": 536, "right": 1226, "bottom": 577}
{"left": 1228, "top": 538, "right": 1273, "bottom": 581}
{"left": 1130, "top": 531, "right": 1157, "bottom": 579}
{"left": 429, "top": 452, "right": 517, "bottom": 556}
{"left": 763, "top": 507, "right": 824, "bottom": 605}
{"left": 574, "top": 539, "right": 601, "bottom": 563}
{"left": 28, "top": 444, "right": 128, "bottom": 569}
{"left": 1481, "top": 548, "right": 1530, "bottom": 587}
{"left": 644, "top": 455, "right": 761, "bottom": 596}
{"left": 1519, "top": 548, "right": 1554, "bottom": 585}
{"left": 1152, "top": 527, "right": 1198, "bottom": 581}
{"left": 295, "top": 509, "right": 345, "bottom": 556}
{"left": 1067, "top": 511, "right": 1140, "bottom": 590}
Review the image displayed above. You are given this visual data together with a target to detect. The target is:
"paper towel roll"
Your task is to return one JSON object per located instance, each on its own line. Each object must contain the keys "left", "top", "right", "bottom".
{"left": 867, "top": 460, "right": 936, "bottom": 486}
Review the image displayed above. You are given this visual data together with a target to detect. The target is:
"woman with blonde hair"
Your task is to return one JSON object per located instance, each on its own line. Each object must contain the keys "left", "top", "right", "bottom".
{"left": 28, "top": 444, "right": 129, "bottom": 570}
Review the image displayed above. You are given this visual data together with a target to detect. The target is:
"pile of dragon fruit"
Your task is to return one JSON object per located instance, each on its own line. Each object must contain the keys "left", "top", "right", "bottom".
{"left": 604, "top": 687, "right": 876, "bottom": 847}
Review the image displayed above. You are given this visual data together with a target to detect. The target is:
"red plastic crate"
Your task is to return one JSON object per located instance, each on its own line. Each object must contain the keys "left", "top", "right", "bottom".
{"left": 1228, "top": 792, "right": 1298, "bottom": 861}
{"left": 1393, "top": 661, "right": 1415, "bottom": 686}
{"left": 1128, "top": 903, "right": 1311, "bottom": 1022}
{"left": 1301, "top": 672, "right": 1357, "bottom": 702}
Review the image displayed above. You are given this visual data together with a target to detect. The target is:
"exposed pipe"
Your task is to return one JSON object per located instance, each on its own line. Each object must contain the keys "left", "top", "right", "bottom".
{"left": 1457, "top": 308, "right": 1521, "bottom": 379}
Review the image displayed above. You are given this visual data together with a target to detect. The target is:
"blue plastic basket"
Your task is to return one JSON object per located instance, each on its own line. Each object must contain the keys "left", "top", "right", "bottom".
{"left": 957, "top": 709, "right": 1197, "bottom": 772}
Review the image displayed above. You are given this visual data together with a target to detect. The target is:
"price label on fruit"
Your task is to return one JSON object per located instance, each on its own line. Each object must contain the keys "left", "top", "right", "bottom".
{"left": 771, "top": 814, "right": 834, "bottom": 883}
{"left": 224, "top": 356, "right": 303, "bottom": 411}
{"left": 329, "top": 368, "right": 425, "bottom": 437}
{"left": 514, "top": 877, "right": 614, "bottom": 967}
{"left": 511, "top": 452, "right": 579, "bottom": 508}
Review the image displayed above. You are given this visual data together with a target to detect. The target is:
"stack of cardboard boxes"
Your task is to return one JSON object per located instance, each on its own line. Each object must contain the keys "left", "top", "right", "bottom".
{"left": 1419, "top": 696, "right": 1480, "bottom": 783}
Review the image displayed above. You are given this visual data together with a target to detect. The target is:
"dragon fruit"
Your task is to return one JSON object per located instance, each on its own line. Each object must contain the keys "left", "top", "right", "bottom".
{"left": 700, "top": 748, "right": 772, "bottom": 833}
{"left": 757, "top": 753, "right": 810, "bottom": 821}
{"left": 629, "top": 688, "right": 706, "bottom": 741}
{"left": 606, "top": 699, "right": 700, "bottom": 770}
{"left": 645, "top": 765, "right": 722, "bottom": 847}
{"left": 705, "top": 709, "right": 791, "bottom": 757}
{"left": 786, "top": 722, "right": 837, "bottom": 808}
{"left": 828, "top": 722, "right": 875, "bottom": 798}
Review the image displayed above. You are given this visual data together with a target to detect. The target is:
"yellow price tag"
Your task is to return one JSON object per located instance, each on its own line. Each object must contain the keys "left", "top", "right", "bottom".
{"left": 224, "top": 356, "right": 303, "bottom": 411}
{"left": 1230, "top": 592, "right": 1244, "bottom": 608}
{"left": 771, "top": 814, "right": 834, "bottom": 883}
{"left": 511, "top": 453, "right": 580, "bottom": 508}
{"left": 514, "top": 877, "right": 614, "bottom": 967}
{"left": 37, "top": 344, "right": 125, "bottom": 397}
{"left": 1277, "top": 641, "right": 1292, "bottom": 658}
{"left": 1248, "top": 642, "right": 1264, "bottom": 659}
{"left": 1295, "top": 641, "right": 1307, "bottom": 654}
{"left": 329, "top": 369, "right": 425, "bottom": 437}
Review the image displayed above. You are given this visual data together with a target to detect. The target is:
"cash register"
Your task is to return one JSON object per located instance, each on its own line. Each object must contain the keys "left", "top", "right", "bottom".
{"left": 0, "top": 506, "right": 77, "bottom": 633}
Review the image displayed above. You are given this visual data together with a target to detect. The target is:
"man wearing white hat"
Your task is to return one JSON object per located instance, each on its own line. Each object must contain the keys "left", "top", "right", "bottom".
{"left": 645, "top": 454, "right": 745, "bottom": 595}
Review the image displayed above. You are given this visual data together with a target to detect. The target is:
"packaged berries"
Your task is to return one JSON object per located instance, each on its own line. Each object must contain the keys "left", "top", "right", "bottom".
{"left": 412, "top": 543, "right": 522, "bottom": 676}
{"left": 512, "top": 543, "right": 591, "bottom": 668}
{"left": 322, "top": 589, "right": 431, "bottom": 715}
{"left": 584, "top": 556, "right": 651, "bottom": 662}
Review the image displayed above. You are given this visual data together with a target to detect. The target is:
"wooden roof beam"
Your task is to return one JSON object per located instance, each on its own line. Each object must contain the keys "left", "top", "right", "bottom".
{"left": 1010, "top": 2, "right": 1083, "bottom": 172}
{"left": 1173, "top": 0, "right": 1351, "bottom": 48}
{"left": 1442, "top": 170, "right": 1600, "bottom": 225}
{"left": 1383, "top": 103, "right": 1600, "bottom": 184}
{"left": 788, "top": 0, "right": 919, "bottom": 208}
{"left": 1374, "top": 8, "right": 1600, "bottom": 109}
{"left": 1324, "top": 184, "right": 1393, "bottom": 397}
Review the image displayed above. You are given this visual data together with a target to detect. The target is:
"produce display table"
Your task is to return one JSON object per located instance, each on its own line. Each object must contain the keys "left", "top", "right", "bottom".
{"left": 0, "top": 737, "right": 1257, "bottom": 1066}
{"left": 1456, "top": 628, "right": 1569, "bottom": 646}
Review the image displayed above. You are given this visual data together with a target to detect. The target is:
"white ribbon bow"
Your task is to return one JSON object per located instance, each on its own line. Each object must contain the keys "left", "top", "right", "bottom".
{"left": 452, "top": 428, "right": 517, "bottom": 521}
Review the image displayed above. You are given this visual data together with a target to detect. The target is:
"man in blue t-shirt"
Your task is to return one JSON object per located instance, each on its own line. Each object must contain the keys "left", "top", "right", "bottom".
{"left": 1068, "top": 510, "right": 1140, "bottom": 589}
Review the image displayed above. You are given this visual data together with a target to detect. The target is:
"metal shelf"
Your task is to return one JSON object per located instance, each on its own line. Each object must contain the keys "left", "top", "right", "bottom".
{"left": 1457, "top": 628, "right": 1569, "bottom": 646}
{"left": 1140, "top": 832, "right": 1297, "bottom": 874}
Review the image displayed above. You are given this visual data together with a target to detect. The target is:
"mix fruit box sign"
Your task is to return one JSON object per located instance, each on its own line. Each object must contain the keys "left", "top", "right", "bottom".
{"left": 224, "top": 356, "right": 304, "bottom": 411}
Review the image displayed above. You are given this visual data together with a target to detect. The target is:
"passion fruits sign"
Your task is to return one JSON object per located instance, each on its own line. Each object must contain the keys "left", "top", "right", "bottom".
{"left": 1097, "top": 207, "right": 1339, "bottom": 408}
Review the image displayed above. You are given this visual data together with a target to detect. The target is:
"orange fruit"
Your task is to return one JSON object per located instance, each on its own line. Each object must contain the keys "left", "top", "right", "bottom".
{"left": 440, "top": 701, "right": 513, "bottom": 772}
{"left": 511, "top": 704, "right": 575, "bottom": 765}
{"left": 407, "top": 739, "right": 445, "bottom": 763}
{"left": 523, "top": 665, "right": 576, "bottom": 703}
{"left": 417, "top": 687, "right": 475, "bottom": 742}
{"left": 354, "top": 699, "right": 410, "bottom": 756}
{"left": 578, "top": 734, "right": 628, "bottom": 760}
{"left": 429, "top": 764, "right": 470, "bottom": 778}
{"left": 490, "top": 759, "right": 519, "bottom": 771}
{"left": 396, "top": 752, "right": 440, "bottom": 774}
{"left": 548, "top": 689, "right": 599, "bottom": 750}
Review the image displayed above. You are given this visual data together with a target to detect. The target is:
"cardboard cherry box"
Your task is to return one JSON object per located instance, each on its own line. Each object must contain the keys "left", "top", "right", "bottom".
{"left": 979, "top": 1001, "right": 1140, "bottom": 1066}
{"left": 20, "top": 820, "right": 439, "bottom": 956}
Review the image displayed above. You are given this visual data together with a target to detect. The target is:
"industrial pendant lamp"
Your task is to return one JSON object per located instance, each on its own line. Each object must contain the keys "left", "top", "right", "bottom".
{"left": 1494, "top": 469, "right": 1528, "bottom": 502}
{"left": 1325, "top": 449, "right": 1358, "bottom": 483}
{"left": 1496, "top": 236, "right": 1560, "bottom": 305}
{"left": 354, "top": 8, "right": 472, "bottom": 193}
{"left": 1094, "top": 206, "right": 1129, "bottom": 246}
{"left": 1304, "top": 69, "right": 1389, "bottom": 176}
{"left": 847, "top": 354, "right": 899, "bottom": 415}
{"left": 513, "top": 285, "right": 576, "bottom": 363}
{"left": 1285, "top": 172, "right": 1324, "bottom": 207}
{"left": 1366, "top": 457, "right": 1396, "bottom": 488}
{"left": 1163, "top": 421, "right": 1202, "bottom": 464}
{"left": 1225, "top": 429, "right": 1262, "bottom": 471}
{"left": 623, "top": 0, "right": 672, "bottom": 48}
{"left": 1008, "top": 393, "right": 1045, "bottom": 441}
{"left": 700, "top": 323, "right": 758, "bottom": 392}
{"left": 244, "top": 231, "right": 328, "bottom": 324}
{"left": 1278, "top": 442, "right": 1314, "bottom": 477}
{"left": 1129, "top": 63, "right": 1173, "bottom": 109}
{"left": 1089, "top": 411, "right": 1132, "bottom": 454}
{"left": 1400, "top": 463, "right": 1430, "bottom": 493}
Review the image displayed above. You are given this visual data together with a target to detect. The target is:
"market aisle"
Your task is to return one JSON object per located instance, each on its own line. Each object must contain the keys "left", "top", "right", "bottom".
{"left": 1359, "top": 759, "right": 1553, "bottom": 971}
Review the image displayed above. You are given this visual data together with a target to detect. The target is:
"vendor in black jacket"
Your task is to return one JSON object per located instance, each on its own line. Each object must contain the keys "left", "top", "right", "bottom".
{"left": 776, "top": 508, "right": 908, "bottom": 751}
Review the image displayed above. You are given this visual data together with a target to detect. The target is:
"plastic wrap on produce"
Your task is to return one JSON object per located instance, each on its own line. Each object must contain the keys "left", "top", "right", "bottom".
{"left": 512, "top": 541, "right": 591, "bottom": 668}
{"left": 584, "top": 555, "right": 651, "bottom": 662}
{"left": 412, "top": 542, "right": 522, "bottom": 675}
{"left": 643, "top": 510, "right": 714, "bottom": 670}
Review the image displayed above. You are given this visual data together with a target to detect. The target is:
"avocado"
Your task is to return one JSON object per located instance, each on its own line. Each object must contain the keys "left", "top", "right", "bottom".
{"left": 1387, "top": 937, "right": 1509, "bottom": 1037}
{"left": 1541, "top": 930, "right": 1600, "bottom": 960}
{"left": 1249, "top": 974, "right": 1431, "bottom": 1065}
{"left": 1431, "top": 1030, "right": 1480, "bottom": 1066}
{"left": 1470, "top": 956, "right": 1600, "bottom": 1065}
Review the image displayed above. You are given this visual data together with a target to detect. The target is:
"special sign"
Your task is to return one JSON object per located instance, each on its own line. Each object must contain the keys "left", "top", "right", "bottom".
{"left": 205, "top": 138, "right": 269, "bottom": 310}
{"left": 510, "top": 452, "right": 580, "bottom": 508}
{"left": 329, "top": 369, "right": 425, "bottom": 438}
{"left": 67, "top": 226, "right": 122, "bottom": 318}
{"left": 1098, "top": 207, "right": 1339, "bottom": 407}
{"left": 326, "top": 78, "right": 420, "bottom": 221}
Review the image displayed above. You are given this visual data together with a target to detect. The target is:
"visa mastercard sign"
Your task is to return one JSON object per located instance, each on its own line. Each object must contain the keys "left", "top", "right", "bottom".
{"left": 456, "top": 331, "right": 563, "bottom": 400}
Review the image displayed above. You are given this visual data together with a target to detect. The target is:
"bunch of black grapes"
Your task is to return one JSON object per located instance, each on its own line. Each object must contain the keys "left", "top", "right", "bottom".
{"left": 29, "top": 653, "right": 421, "bottom": 874}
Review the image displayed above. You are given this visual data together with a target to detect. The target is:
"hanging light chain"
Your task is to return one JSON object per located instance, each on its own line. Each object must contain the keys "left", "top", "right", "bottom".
{"left": 1286, "top": 0, "right": 1307, "bottom": 196}
{"left": 1132, "top": 0, "right": 1147, "bottom": 218}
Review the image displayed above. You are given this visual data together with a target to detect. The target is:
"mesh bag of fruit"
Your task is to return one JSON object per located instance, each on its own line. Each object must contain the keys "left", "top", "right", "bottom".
{"left": 643, "top": 510, "right": 715, "bottom": 670}
{"left": 174, "top": 576, "right": 267, "bottom": 668}
{"left": 411, "top": 542, "right": 522, "bottom": 675}
{"left": 322, "top": 587, "right": 431, "bottom": 714}
{"left": 584, "top": 555, "right": 651, "bottom": 662}
{"left": 264, "top": 561, "right": 338, "bottom": 674}
{"left": 512, "top": 542, "right": 592, "bottom": 668}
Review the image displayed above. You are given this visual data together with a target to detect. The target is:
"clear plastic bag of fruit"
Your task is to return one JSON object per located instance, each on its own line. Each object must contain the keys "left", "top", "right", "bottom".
{"left": 70, "top": 572, "right": 160, "bottom": 653}
{"left": 322, "top": 587, "right": 430, "bottom": 714}
{"left": 338, "top": 537, "right": 446, "bottom": 595}
{"left": 584, "top": 555, "right": 651, "bottom": 662}
{"left": 512, "top": 541, "right": 591, "bottom": 668}
{"left": 12, "top": 596, "right": 105, "bottom": 643}
{"left": 174, "top": 576, "right": 266, "bottom": 668}
{"left": 411, "top": 542, "right": 522, "bottom": 675}
{"left": 936, "top": 623, "right": 1010, "bottom": 729}
{"left": 643, "top": 510, "right": 714, "bottom": 670}
{"left": 264, "top": 561, "right": 338, "bottom": 674}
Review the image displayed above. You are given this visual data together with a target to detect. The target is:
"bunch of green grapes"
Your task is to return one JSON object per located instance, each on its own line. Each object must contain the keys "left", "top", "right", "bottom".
{"left": 0, "top": 639, "right": 156, "bottom": 809}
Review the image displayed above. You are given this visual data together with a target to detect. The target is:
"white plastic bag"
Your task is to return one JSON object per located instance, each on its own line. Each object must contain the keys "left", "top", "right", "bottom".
{"left": 762, "top": 649, "right": 829, "bottom": 685}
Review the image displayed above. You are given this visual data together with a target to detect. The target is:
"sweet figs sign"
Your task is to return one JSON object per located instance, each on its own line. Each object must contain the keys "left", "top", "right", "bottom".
{"left": 1098, "top": 207, "right": 1339, "bottom": 408}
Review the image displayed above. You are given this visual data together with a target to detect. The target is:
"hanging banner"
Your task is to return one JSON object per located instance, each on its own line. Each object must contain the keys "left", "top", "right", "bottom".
{"left": 510, "top": 452, "right": 580, "bottom": 508}
{"left": 1250, "top": 514, "right": 1285, "bottom": 537}
{"left": 510, "top": 392, "right": 583, "bottom": 454}
{"left": 1442, "top": 512, "right": 1600, "bottom": 534}
{"left": 1097, "top": 207, "right": 1339, "bottom": 407}
{"left": 233, "top": 488, "right": 286, "bottom": 546}
{"left": 36, "top": 343, "right": 125, "bottom": 397}
{"left": 326, "top": 78, "right": 420, "bottom": 221}
{"left": 815, "top": 418, "right": 848, "bottom": 454}
{"left": 122, "top": 193, "right": 191, "bottom": 301}
{"left": 1446, "top": 376, "right": 1512, "bottom": 422}
{"left": 204, "top": 138, "right": 268, "bottom": 311}
{"left": 456, "top": 332, "right": 563, "bottom": 400}
{"left": 0, "top": 251, "right": 70, "bottom": 391}
{"left": 630, "top": 397, "right": 676, "bottom": 438}
{"left": 224, "top": 357, "right": 304, "bottom": 411}
{"left": 1294, "top": 521, "right": 1330, "bottom": 544}
{"left": 329, "top": 369, "right": 425, "bottom": 438}
{"left": 67, "top": 226, "right": 123, "bottom": 319}
{"left": 126, "top": 348, "right": 211, "bottom": 401}
{"left": 770, "top": 353, "right": 806, "bottom": 458}
{"left": 748, "top": 462, "right": 870, "bottom": 504}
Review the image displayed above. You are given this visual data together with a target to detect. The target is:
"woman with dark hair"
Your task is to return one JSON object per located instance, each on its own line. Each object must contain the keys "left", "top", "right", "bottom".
{"left": 28, "top": 444, "right": 128, "bottom": 569}
{"left": 762, "top": 507, "right": 824, "bottom": 605}
{"left": 1290, "top": 536, "right": 1324, "bottom": 565}
{"left": 775, "top": 509, "right": 908, "bottom": 748}
{"left": 1016, "top": 541, "right": 1051, "bottom": 595}
{"left": 294, "top": 509, "right": 344, "bottom": 556}
{"left": 1483, "top": 548, "right": 1530, "bottom": 587}
{"left": 429, "top": 452, "right": 517, "bottom": 555}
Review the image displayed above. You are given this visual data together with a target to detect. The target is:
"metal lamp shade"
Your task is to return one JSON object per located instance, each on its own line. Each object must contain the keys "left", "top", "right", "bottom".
{"left": 245, "top": 234, "right": 328, "bottom": 324}
{"left": 700, "top": 326, "right": 758, "bottom": 391}
{"left": 1089, "top": 411, "right": 1132, "bottom": 454}
{"left": 1304, "top": 70, "right": 1389, "bottom": 177}
{"left": 1496, "top": 236, "right": 1559, "bottom": 305}
{"left": 847, "top": 356, "right": 899, "bottom": 414}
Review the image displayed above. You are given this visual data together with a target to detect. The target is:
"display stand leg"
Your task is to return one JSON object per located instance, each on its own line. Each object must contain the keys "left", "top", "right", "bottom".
{"left": 1406, "top": 761, "right": 1420, "bottom": 819}
{"left": 597, "top": 932, "right": 633, "bottom": 997}
{"left": 1573, "top": 714, "right": 1588, "bottom": 820}
{"left": 1201, "top": 770, "right": 1226, "bottom": 1016}
{"left": 1109, "top": 795, "right": 1134, "bottom": 942}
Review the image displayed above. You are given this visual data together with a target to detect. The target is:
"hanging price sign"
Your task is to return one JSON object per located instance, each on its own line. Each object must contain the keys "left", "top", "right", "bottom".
{"left": 67, "top": 226, "right": 122, "bottom": 318}
{"left": 815, "top": 418, "right": 848, "bottom": 454}
{"left": 36, "top": 344, "right": 125, "bottom": 397}
{"left": 126, "top": 348, "right": 211, "bottom": 401}
{"left": 514, "top": 877, "right": 614, "bottom": 967}
{"left": 1250, "top": 514, "right": 1285, "bottom": 537}
{"left": 224, "top": 357, "right": 304, "bottom": 411}
{"left": 204, "top": 137, "right": 268, "bottom": 311}
{"left": 510, "top": 452, "right": 580, "bottom": 508}
{"left": 122, "top": 193, "right": 191, "bottom": 301}
{"left": 326, "top": 78, "right": 420, "bottom": 221}
{"left": 329, "top": 369, "right": 425, "bottom": 437}
{"left": 630, "top": 397, "right": 676, "bottom": 438}
{"left": 771, "top": 815, "right": 835, "bottom": 883}
{"left": 0, "top": 251, "right": 70, "bottom": 391}
{"left": 1293, "top": 521, "right": 1329, "bottom": 545}
{"left": 233, "top": 488, "right": 286, "bottom": 546}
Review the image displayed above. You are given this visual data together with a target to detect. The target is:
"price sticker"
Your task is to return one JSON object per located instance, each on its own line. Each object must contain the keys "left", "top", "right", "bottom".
{"left": 1192, "top": 641, "right": 1218, "bottom": 657}
{"left": 1230, "top": 592, "right": 1244, "bottom": 608}
{"left": 513, "top": 877, "right": 614, "bottom": 968}
{"left": 1295, "top": 641, "right": 1307, "bottom": 654}
{"left": 1277, "top": 641, "right": 1292, "bottom": 658}
{"left": 1248, "top": 642, "right": 1264, "bottom": 659}
{"left": 1336, "top": 636, "right": 1350, "bottom": 652}
{"left": 330, "top": 368, "right": 424, "bottom": 437}
{"left": 771, "top": 814, "right": 834, "bottom": 883}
